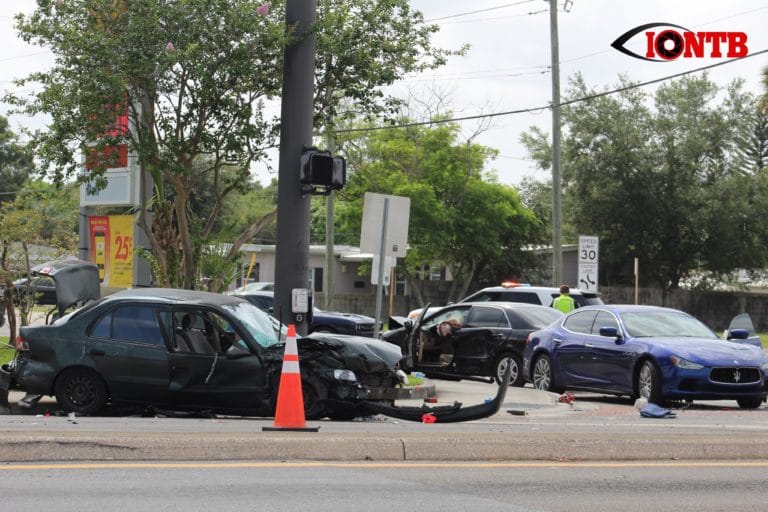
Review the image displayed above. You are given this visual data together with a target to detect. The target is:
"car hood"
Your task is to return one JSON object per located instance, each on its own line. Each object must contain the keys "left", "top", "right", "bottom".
{"left": 646, "top": 337, "right": 765, "bottom": 364}
{"left": 315, "top": 311, "right": 375, "bottom": 323}
{"left": 302, "top": 332, "right": 403, "bottom": 368}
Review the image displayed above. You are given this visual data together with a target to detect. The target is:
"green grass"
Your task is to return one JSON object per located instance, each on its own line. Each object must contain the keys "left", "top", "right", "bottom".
{"left": 405, "top": 374, "right": 425, "bottom": 386}
{"left": 759, "top": 333, "right": 768, "bottom": 350}
{"left": 0, "top": 336, "right": 15, "bottom": 365}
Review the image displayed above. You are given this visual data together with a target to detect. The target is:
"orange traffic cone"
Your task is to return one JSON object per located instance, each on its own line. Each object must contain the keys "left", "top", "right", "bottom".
{"left": 263, "top": 324, "right": 319, "bottom": 432}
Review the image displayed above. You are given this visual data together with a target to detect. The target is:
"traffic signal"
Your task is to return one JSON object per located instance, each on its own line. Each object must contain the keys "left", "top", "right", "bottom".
{"left": 300, "top": 149, "right": 345, "bottom": 194}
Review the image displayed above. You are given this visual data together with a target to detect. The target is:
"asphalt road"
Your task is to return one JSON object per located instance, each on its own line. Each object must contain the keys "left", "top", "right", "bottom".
{"left": 1, "top": 461, "right": 766, "bottom": 512}
{"left": 2, "top": 380, "right": 767, "bottom": 463}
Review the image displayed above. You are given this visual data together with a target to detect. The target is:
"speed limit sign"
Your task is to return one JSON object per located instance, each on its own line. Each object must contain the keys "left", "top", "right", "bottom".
{"left": 578, "top": 236, "right": 599, "bottom": 292}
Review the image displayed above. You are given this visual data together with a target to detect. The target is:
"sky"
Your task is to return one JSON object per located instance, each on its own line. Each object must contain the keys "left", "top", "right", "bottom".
{"left": 1, "top": 0, "right": 767, "bottom": 187}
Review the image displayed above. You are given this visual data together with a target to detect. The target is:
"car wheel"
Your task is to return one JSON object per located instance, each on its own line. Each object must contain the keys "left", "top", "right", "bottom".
{"left": 302, "top": 376, "right": 328, "bottom": 420}
{"left": 532, "top": 354, "right": 562, "bottom": 393}
{"left": 636, "top": 360, "right": 663, "bottom": 404}
{"left": 54, "top": 368, "right": 108, "bottom": 415}
{"left": 736, "top": 397, "right": 763, "bottom": 409}
{"left": 494, "top": 353, "right": 524, "bottom": 387}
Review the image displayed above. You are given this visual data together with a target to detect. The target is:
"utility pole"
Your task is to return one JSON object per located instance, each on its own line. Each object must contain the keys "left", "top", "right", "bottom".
{"left": 274, "top": 0, "right": 316, "bottom": 335}
{"left": 323, "top": 131, "right": 335, "bottom": 310}
{"left": 547, "top": 0, "right": 563, "bottom": 286}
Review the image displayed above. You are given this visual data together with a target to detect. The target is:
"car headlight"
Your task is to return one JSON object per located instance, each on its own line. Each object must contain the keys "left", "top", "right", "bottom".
{"left": 670, "top": 355, "right": 704, "bottom": 370}
{"left": 333, "top": 369, "right": 358, "bottom": 382}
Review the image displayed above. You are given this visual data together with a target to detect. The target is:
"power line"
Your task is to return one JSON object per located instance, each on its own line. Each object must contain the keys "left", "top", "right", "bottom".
{"left": 424, "top": 0, "right": 536, "bottom": 23}
{"left": 400, "top": 69, "right": 549, "bottom": 83}
{"left": 432, "top": 8, "right": 548, "bottom": 25}
{"left": 338, "top": 49, "right": 768, "bottom": 134}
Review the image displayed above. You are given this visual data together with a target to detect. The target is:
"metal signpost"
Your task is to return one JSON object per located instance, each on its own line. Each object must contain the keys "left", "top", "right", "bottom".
{"left": 360, "top": 193, "right": 410, "bottom": 337}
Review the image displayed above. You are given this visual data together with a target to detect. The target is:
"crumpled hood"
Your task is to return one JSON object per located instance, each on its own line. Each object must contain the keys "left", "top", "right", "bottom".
{"left": 650, "top": 338, "right": 765, "bottom": 364}
{"left": 301, "top": 332, "right": 403, "bottom": 369}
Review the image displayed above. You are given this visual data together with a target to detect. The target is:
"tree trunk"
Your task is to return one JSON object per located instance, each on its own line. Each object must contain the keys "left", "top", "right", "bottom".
{"left": 172, "top": 184, "right": 196, "bottom": 289}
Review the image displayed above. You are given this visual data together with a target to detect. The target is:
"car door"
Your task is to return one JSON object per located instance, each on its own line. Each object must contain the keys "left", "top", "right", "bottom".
{"left": 167, "top": 308, "right": 271, "bottom": 413}
{"left": 87, "top": 304, "right": 170, "bottom": 404}
{"left": 552, "top": 310, "right": 598, "bottom": 386}
{"left": 581, "top": 310, "right": 636, "bottom": 393}
{"left": 451, "top": 305, "right": 509, "bottom": 375}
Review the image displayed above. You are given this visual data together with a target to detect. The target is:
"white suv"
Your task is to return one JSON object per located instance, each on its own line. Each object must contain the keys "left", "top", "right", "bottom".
{"left": 407, "top": 283, "right": 602, "bottom": 319}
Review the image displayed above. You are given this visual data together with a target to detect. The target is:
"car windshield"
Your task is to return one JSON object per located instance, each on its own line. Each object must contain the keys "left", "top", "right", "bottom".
{"left": 620, "top": 310, "right": 718, "bottom": 339}
{"left": 222, "top": 301, "right": 282, "bottom": 348}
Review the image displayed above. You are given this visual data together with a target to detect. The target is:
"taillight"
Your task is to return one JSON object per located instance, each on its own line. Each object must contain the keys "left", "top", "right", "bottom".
{"left": 15, "top": 335, "right": 29, "bottom": 352}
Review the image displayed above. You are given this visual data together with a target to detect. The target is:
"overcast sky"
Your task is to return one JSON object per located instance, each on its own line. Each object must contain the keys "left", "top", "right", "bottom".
{"left": 1, "top": 0, "right": 767, "bottom": 186}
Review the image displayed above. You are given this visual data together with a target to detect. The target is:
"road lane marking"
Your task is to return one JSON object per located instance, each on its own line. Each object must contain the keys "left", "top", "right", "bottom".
{"left": 2, "top": 461, "right": 768, "bottom": 470}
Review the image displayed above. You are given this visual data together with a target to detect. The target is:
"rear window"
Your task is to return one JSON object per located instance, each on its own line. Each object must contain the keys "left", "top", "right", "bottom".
{"left": 563, "top": 310, "right": 598, "bottom": 334}
{"left": 466, "top": 307, "right": 508, "bottom": 328}
{"left": 508, "top": 307, "right": 563, "bottom": 329}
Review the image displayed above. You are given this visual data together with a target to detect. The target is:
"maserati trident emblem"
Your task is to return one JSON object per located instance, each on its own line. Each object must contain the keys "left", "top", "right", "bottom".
{"left": 734, "top": 370, "right": 741, "bottom": 383}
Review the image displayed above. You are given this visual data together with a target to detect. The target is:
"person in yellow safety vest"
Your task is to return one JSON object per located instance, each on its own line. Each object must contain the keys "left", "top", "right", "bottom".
{"left": 552, "top": 285, "right": 576, "bottom": 314}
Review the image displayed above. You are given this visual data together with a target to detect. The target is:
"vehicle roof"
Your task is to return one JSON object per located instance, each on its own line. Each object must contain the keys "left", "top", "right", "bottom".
{"left": 472, "top": 285, "right": 590, "bottom": 295}
{"left": 459, "top": 301, "right": 557, "bottom": 310}
{"left": 106, "top": 288, "right": 247, "bottom": 306}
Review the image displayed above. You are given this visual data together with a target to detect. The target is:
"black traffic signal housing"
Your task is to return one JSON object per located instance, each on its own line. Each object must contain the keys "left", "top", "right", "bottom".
{"left": 300, "top": 148, "right": 346, "bottom": 195}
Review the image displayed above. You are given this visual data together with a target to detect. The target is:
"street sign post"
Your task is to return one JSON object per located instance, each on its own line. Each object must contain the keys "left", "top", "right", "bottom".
{"left": 577, "top": 235, "right": 599, "bottom": 292}
{"left": 360, "top": 193, "right": 410, "bottom": 337}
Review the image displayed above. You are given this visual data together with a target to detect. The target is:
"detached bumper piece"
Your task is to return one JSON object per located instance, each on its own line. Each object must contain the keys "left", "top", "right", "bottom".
{"left": 364, "top": 366, "right": 511, "bottom": 423}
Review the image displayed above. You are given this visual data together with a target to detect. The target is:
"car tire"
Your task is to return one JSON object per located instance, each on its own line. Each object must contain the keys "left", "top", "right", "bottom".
{"left": 636, "top": 360, "right": 663, "bottom": 404}
{"left": 532, "top": 354, "right": 562, "bottom": 393}
{"left": 54, "top": 368, "right": 108, "bottom": 415}
{"left": 494, "top": 353, "right": 524, "bottom": 387}
{"left": 301, "top": 375, "right": 328, "bottom": 420}
{"left": 736, "top": 397, "right": 764, "bottom": 409}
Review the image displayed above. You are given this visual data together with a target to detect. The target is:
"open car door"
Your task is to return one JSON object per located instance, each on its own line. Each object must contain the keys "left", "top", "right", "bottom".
{"left": 401, "top": 303, "right": 430, "bottom": 372}
{"left": 724, "top": 313, "right": 762, "bottom": 349}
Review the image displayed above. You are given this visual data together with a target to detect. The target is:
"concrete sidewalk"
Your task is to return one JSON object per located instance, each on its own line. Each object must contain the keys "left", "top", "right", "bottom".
{"left": 2, "top": 383, "right": 767, "bottom": 463}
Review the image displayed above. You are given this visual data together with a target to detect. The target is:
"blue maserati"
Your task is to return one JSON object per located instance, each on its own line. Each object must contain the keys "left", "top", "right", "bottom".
{"left": 523, "top": 305, "right": 768, "bottom": 408}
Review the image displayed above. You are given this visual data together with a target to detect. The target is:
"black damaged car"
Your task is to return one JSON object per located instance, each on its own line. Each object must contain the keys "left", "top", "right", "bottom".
{"left": 2, "top": 288, "right": 416, "bottom": 419}
{"left": 382, "top": 302, "right": 563, "bottom": 386}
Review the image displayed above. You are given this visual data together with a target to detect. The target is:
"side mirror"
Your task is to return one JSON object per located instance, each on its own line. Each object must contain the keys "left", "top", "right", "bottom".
{"left": 727, "top": 328, "right": 750, "bottom": 340}
{"left": 599, "top": 326, "right": 623, "bottom": 343}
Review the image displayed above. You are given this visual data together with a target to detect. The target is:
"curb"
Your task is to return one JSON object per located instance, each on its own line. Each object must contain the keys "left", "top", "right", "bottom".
{"left": 3, "top": 431, "right": 768, "bottom": 463}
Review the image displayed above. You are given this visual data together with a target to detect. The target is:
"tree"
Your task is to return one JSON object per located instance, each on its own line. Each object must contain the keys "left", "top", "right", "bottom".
{"left": 336, "top": 120, "right": 542, "bottom": 304}
{"left": 521, "top": 73, "right": 767, "bottom": 297}
{"left": 0, "top": 182, "right": 78, "bottom": 341}
{"left": 0, "top": 115, "right": 33, "bottom": 204}
{"left": 7, "top": 0, "right": 460, "bottom": 290}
